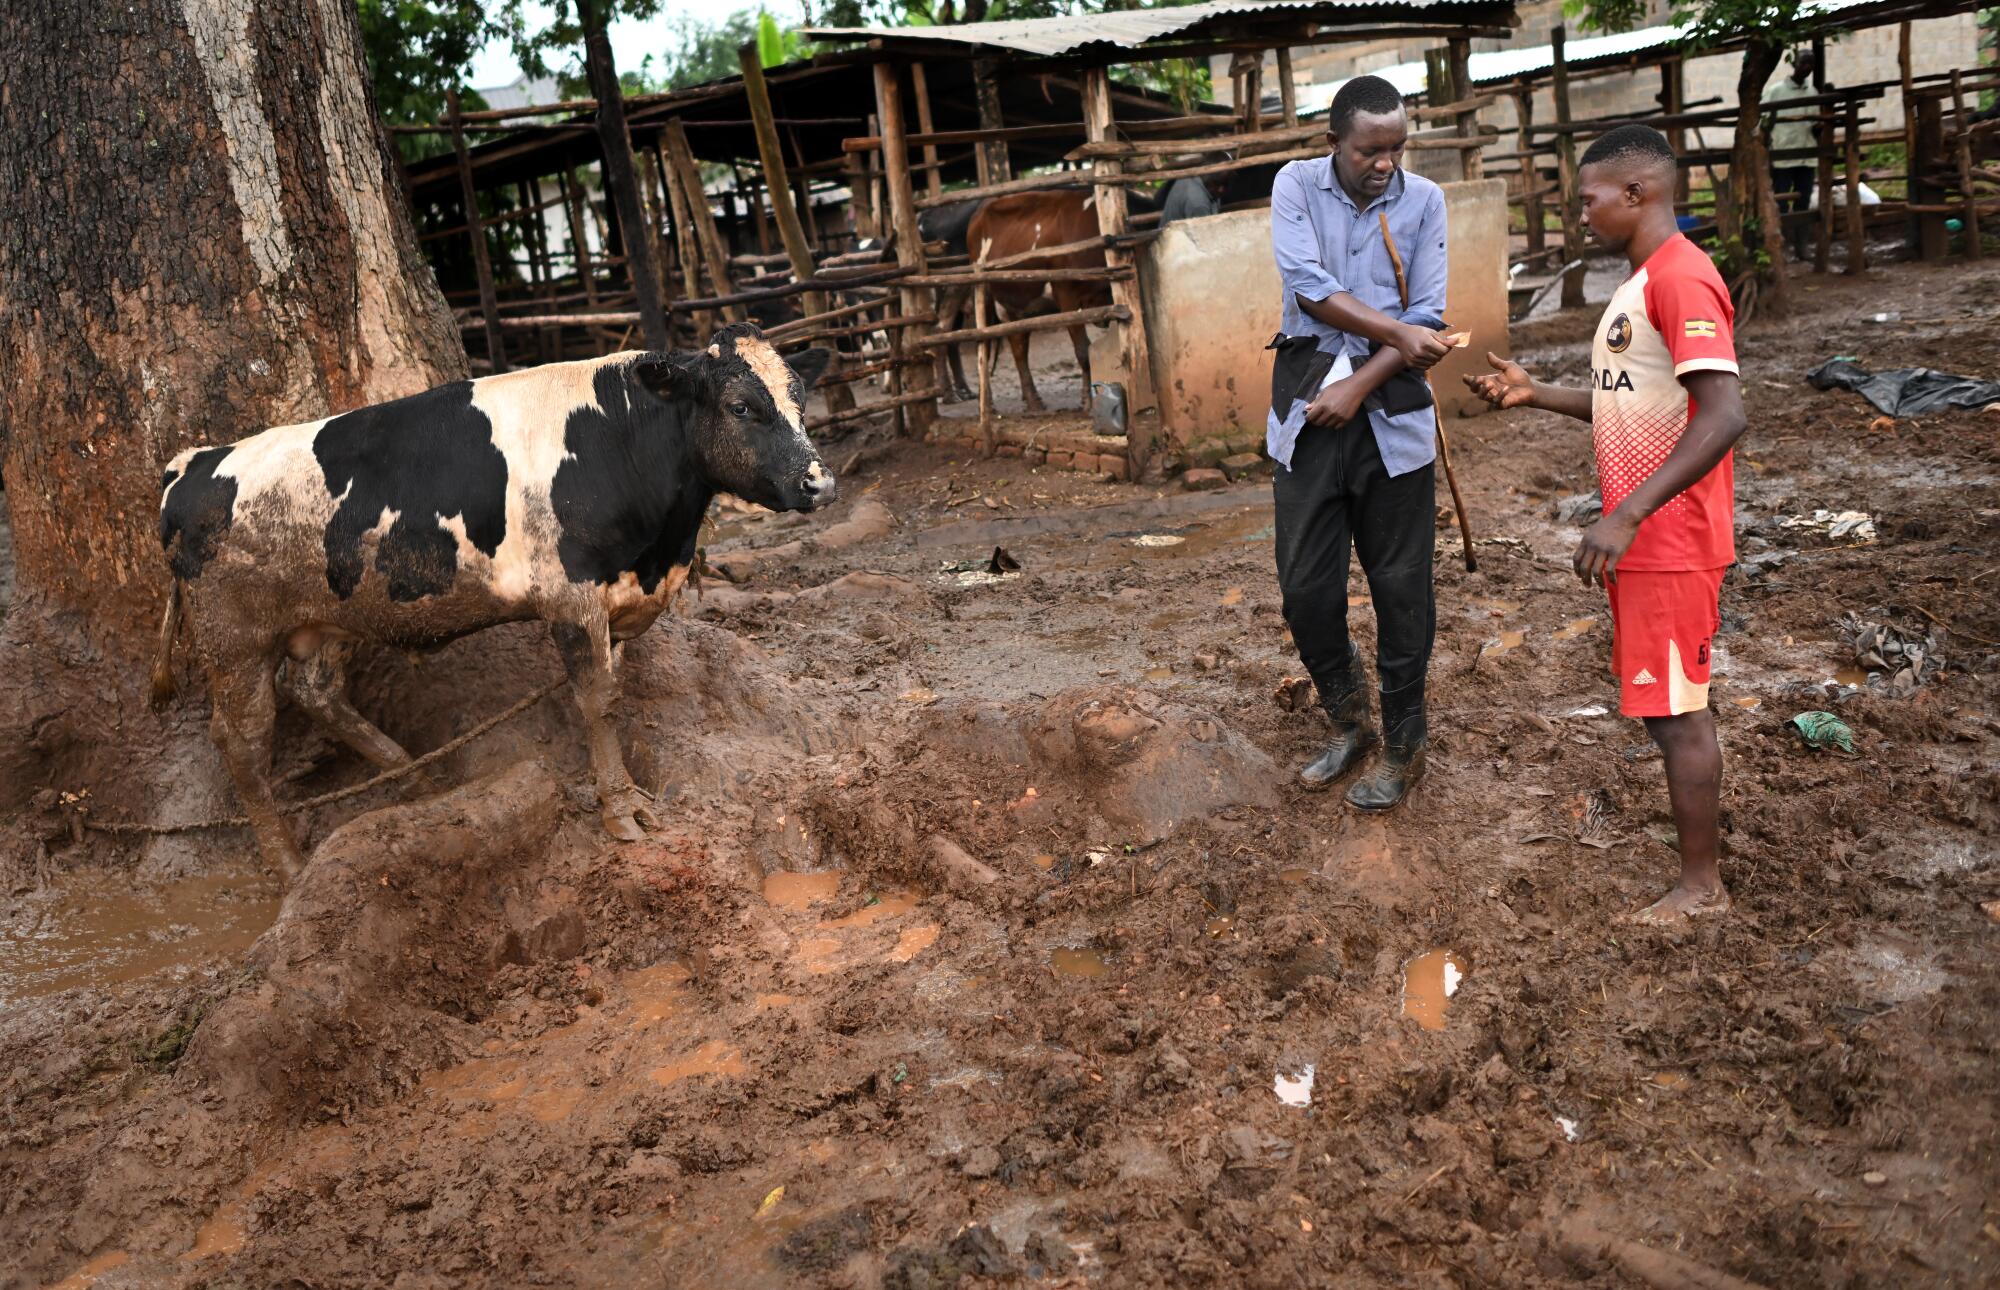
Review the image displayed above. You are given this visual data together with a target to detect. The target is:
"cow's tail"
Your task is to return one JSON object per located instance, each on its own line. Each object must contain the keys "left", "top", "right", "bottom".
{"left": 150, "top": 579, "right": 183, "bottom": 708}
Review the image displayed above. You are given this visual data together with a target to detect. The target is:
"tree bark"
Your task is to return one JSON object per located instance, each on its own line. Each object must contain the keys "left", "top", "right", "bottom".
{"left": 0, "top": 0, "right": 466, "bottom": 833}
{"left": 1724, "top": 38, "right": 1790, "bottom": 314}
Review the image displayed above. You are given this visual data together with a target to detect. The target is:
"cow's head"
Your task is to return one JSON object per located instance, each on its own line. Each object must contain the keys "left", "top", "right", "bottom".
{"left": 636, "top": 324, "right": 836, "bottom": 512}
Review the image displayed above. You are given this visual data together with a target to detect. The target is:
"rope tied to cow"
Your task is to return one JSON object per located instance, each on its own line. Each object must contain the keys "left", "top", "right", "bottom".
{"left": 68, "top": 679, "right": 569, "bottom": 837}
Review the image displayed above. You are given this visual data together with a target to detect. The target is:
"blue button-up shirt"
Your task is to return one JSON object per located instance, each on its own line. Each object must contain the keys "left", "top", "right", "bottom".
{"left": 1267, "top": 158, "right": 1448, "bottom": 475}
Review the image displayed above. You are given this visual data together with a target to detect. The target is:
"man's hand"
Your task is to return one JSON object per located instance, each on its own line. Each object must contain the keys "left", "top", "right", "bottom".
{"left": 1463, "top": 351, "right": 1536, "bottom": 409}
{"left": 1574, "top": 509, "right": 1641, "bottom": 588}
{"left": 1390, "top": 323, "right": 1455, "bottom": 372}
{"left": 1305, "top": 375, "right": 1366, "bottom": 427}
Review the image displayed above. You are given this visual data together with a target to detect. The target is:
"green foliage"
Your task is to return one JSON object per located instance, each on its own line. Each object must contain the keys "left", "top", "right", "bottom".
{"left": 1568, "top": 0, "right": 1822, "bottom": 50}
{"left": 356, "top": 0, "right": 509, "bottom": 158}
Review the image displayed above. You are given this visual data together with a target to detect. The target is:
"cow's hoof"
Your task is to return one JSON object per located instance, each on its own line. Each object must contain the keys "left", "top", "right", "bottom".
{"left": 602, "top": 788, "right": 661, "bottom": 841}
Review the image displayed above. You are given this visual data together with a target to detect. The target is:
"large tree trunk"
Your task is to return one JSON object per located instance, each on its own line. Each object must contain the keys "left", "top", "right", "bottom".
{"left": 0, "top": 0, "right": 466, "bottom": 846}
{"left": 1723, "top": 38, "right": 1791, "bottom": 316}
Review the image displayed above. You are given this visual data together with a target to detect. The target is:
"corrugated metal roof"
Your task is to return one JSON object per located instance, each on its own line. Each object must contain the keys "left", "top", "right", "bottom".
{"left": 1291, "top": 0, "right": 1883, "bottom": 111}
{"left": 801, "top": 0, "right": 1512, "bottom": 59}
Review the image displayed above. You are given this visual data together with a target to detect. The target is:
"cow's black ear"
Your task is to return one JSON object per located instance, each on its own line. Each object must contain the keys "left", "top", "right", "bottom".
{"left": 634, "top": 353, "right": 696, "bottom": 401}
{"left": 787, "top": 347, "right": 834, "bottom": 393}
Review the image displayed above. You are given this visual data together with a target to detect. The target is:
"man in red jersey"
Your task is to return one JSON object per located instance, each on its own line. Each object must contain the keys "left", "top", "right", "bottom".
{"left": 1465, "top": 124, "right": 1747, "bottom": 925}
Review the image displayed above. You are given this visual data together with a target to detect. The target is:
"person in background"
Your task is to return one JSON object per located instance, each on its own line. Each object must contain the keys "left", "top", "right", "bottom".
{"left": 1762, "top": 48, "right": 1819, "bottom": 260}
{"left": 1465, "top": 125, "right": 1747, "bottom": 925}
{"left": 1160, "top": 170, "right": 1230, "bottom": 227}
{"left": 1265, "top": 74, "right": 1457, "bottom": 810}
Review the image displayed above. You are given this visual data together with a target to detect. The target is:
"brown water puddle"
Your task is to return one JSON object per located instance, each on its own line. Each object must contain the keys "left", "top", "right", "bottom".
{"left": 49, "top": 1249, "right": 130, "bottom": 1289}
{"left": 1204, "top": 915, "right": 1240, "bottom": 939}
{"left": 891, "top": 925, "right": 940, "bottom": 962}
{"left": 1834, "top": 664, "right": 1869, "bottom": 687}
{"left": 424, "top": 1054, "right": 588, "bottom": 1124}
{"left": 822, "top": 891, "right": 920, "bottom": 929}
{"left": 795, "top": 935, "right": 843, "bottom": 974}
{"left": 1033, "top": 854, "right": 1056, "bottom": 871}
{"left": 1551, "top": 617, "right": 1598, "bottom": 641}
{"left": 624, "top": 962, "right": 693, "bottom": 1028}
{"left": 1473, "top": 598, "right": 1524, "bottom": 615}
{"left": 762, "top": 870, "right": 840, "bottom": 911}
{"left": 1733, "top": 696, "right": 1762, "bottom": 709}
{"left": 651, "top": 1039, "right": 747, "bottom": 1086}
{"left": 1401, "top": 950, "right": 1467, "bottom": 1031}
{"left": 1651, "top": 1071, "right": 1691, "bottom": 1090}
{"left": 1487, "top": 630, "right": 1527, "bottom": 655}
{"left": 1143, "top": 665, "right": 1174, "bottom": 682}
{"left": 1278, "top": 867, "right": 1313, "bottom": 884}
{"left": 1051, "top": 947, "right": 1109, "bottom": 978}
{"left": 1221, "top": 586, "right": 1244, "bottom": 606}
{"left": 1128, "top": 509, "right": 1272, "bottom": 560}
{"left": 0, "top": 865, "right": 281, "bottom": 1004}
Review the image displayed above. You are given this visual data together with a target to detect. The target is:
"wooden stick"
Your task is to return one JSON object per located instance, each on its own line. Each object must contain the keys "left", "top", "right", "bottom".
{"left": 918, "top": 304, "right": 1130, "bottom": 348}
{"left": 975, "top": 237, "right": 994, "bottom": 458}
{"left": 899, "top": 267, "right": 1133, "bottom": 288}
{"left": 446, "top": 88, "right": 507, "bottom": 373}
{"left": 1380, "top": 211, "right": 1476, "bottom": 573}
{"left": 1951, "top": 71, "right": 1982, "bottom": 259}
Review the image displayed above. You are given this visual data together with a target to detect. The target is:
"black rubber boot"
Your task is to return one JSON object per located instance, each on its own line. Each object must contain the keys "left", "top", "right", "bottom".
{"left": 1299, "top": 652, "right": 1375, "bottom": 790}
{"left": 1346, "top": 681, "right": 1425, "bottom": 811}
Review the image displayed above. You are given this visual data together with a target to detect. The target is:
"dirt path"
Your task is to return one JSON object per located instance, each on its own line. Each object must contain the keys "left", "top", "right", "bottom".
{"left": 4, "top": 260, "right": 1998, "bottom": 1289}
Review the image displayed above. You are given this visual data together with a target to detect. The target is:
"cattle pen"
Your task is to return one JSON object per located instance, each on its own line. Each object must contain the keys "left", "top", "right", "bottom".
{"left": 385, "top": 0, "right": 1992, "bottom": 484}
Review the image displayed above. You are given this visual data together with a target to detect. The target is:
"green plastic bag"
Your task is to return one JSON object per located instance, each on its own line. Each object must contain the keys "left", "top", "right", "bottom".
{"left": 1791, "top": 711, "right": 1855, "bottom": 753}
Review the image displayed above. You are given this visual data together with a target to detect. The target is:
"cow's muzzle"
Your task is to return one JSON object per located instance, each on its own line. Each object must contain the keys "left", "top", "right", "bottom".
{"left": 803, "top": 461, "right": 837, "bottom": 509}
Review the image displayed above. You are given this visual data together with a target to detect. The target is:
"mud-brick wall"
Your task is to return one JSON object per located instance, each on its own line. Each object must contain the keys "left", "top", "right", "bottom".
{"left": 1139, "top": 177, "right": 1511, "bottom": 448}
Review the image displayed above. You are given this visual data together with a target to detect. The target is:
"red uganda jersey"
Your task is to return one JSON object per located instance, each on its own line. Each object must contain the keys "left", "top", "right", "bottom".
{"left": 1590, "top": 233, "right": 1740, "bottom": 571}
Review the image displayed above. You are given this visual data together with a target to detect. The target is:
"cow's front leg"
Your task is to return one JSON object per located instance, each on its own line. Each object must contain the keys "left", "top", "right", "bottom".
{"left": 552, "top": 620, "right": 657, "bottom": 841}
{"left": 208, "top": 658, "right": 306, "bottom": 879}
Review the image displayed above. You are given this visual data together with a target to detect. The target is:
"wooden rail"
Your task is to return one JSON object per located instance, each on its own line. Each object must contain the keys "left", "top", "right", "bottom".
{"left": 918, "top": 304, "right": 1130, "bottom": 349}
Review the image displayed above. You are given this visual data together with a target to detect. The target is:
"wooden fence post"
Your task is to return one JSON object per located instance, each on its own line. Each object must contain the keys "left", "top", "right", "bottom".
{"left": 1911, "top": 94, "right": 1947, "bottom": 261}
{"left": 973, "top": 61, "right": 1012, "bottom": 185}
{"left": 663, "top": 119, "right": 747, "bottom": 324}
{"left": 446, "top": 87, "right": 508, "bottom": 372}
{"left": 1661, "top": 57, "right": 1689, "bottom": 204}
{"left": 1845, "top": 100, "right": 1866, "bottom": 274}
{"left": 974, "top": 237, "right": 994, "bottom": 456}
{"left": 1277, "top": 48, "right": 1299, "bottom": 128}
{"left": 578, "top": 0, "right": 668, "bottom": 351}
{"left": 1813, "top": 106, "right": 1834, "bottom": 273}
{"left": 1514, "top": 86, "right": 1545, "bottom": 259}
{"left": 912, "top": 62, "right": 944, "bottom": 201}
{"left": 1082, "top": 67, "right": 1154, "bottom": 479}
{"left": 1447, "top": 37, "right": 1480, "bottom": 180}
{"left": 740, "top": 44, "right": 854, "bottom": 411}
{"left": 1551, "top": 25, "right": 1586, "bottom": 309}
{"left": 1950, "top": 71, "right": 1981, "bottom": 259}
{"left": 872, "top": 60, "right": 937, "bottom": 436}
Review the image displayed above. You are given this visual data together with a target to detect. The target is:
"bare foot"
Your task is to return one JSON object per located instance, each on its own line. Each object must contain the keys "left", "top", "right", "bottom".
{"left": 1622, "top": 884, "right": 1732, "bottom": 926}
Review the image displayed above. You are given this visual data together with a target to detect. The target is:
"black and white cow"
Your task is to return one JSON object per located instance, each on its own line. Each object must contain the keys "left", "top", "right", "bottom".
{"left": 153, "top": 323, "right": 833, "bottom": 878}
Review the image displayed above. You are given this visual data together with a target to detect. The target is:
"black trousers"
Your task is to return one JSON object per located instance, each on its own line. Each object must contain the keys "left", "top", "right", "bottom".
{"left": 1273, "top": 417, "right": 1435, "bottom": 701}
{"left": 1773, "top": 166, "right": 1815, "bottom": 254}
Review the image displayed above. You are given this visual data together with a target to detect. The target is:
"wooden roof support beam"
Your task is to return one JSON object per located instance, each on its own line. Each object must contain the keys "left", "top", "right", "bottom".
{"left": 579, "top": 0, "right": 669, "bottom": 350}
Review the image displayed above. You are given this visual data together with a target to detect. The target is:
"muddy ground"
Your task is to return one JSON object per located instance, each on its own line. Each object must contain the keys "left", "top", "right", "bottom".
{"left": 3, "top": 259, "right": 1998, "bottom": 1289}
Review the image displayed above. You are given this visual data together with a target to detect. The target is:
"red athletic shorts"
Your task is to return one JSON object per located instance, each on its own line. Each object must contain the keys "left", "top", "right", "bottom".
{"left": 1604, "top": 568, "right": 1725, "bottom": 718}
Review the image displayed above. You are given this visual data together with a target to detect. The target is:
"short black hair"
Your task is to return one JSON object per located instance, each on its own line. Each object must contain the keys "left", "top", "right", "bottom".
{"left": 1580, "top": 123, "right": 1677, "bottom": 173}
{"left": 1329, "top": 75, "right": 1406, "bottom": 135}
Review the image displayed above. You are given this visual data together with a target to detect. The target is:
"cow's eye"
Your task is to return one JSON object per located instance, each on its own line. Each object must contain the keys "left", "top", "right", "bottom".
{"left": 728, "top": 401, "right": 751, "bottom": 418}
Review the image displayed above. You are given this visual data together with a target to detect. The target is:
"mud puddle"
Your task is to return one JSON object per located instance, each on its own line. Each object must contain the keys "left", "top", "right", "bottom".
{"left": 0, "top": 865, "right": 282, "bottom": 1005}
{"left": 1401, "top": 950, "right": 1467, "bottom": 1031}
{"left": 1051, "top": 947, "right": 1110, "bottom": 978}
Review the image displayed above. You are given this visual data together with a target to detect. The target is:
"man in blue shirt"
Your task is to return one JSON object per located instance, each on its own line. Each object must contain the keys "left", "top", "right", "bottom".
{"left": 1267, "top": 75, "right": 1458, "bottom": 810}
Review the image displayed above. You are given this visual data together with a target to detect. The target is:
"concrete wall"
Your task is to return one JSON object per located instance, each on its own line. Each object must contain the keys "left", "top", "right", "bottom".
{"left": 1139, "top": 177, "right": 1511, "bottom": 448}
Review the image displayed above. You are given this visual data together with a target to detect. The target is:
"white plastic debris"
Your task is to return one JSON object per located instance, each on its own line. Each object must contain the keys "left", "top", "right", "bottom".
{"left": 1441, "top": 959, "right": 1463, "bottom": 998}
{"left": 1778, "top": 510, "right": 1877, "bottom": 544}
{"left": 1274, "top": 1065, "right": 1316, "bottom": 1108}
{"left": 1556, "top": 1116, "right": 1579, "bottom": 1142}
{"left": 1130, "top": 534, "right": 1185, "bottom": 547}
{"left": 1566, "top": 704, "right": 1610, "bottom": 718}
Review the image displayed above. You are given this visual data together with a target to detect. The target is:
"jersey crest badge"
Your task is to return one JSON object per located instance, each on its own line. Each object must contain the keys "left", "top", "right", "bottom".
{"left": 1605, "top": 313, "right": 1632, "bottom": 353}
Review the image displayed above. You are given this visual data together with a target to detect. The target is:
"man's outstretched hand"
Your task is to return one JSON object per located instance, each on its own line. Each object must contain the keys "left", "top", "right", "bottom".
{"left": 1463, "top": 351, "right": 1536, "bottom": 409}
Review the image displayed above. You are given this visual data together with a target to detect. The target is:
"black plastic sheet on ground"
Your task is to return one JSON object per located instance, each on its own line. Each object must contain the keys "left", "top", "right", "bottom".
{"left": 1806, "top": 358, "right": 2000, "bottom": 417}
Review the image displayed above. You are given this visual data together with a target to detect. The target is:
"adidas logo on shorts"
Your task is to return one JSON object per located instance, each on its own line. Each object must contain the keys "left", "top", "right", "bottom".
{"left": 1631, "top": 668, "right": 1658, "bottom": 685}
